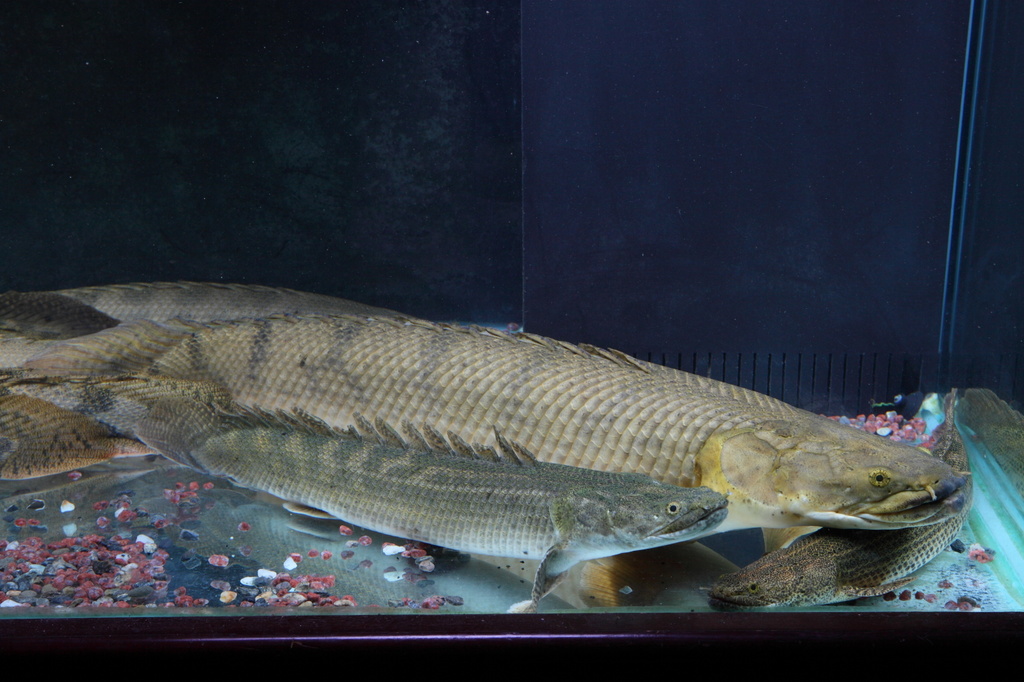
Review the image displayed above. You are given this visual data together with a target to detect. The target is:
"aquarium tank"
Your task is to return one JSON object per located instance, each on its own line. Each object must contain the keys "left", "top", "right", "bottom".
{"left": 0, "top": 0, "right": 1021, "bottom": 655}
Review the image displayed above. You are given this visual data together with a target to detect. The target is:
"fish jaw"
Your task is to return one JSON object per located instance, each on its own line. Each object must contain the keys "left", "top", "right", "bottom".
{"left": 803, "top": 476, "right": 968, "bottom": 529}
{"left": 646, "top": 503, "right": 729, "bottom": 543}
{"left": 695, "top": 418, "right": 968, "bottom": 531}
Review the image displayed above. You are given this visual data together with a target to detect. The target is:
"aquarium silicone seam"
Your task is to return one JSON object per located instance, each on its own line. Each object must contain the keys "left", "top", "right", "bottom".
{"left": 939, "top": 0, "right": 986, "bottom": 360}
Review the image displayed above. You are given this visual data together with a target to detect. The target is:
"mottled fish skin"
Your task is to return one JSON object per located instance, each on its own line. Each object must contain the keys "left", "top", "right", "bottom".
{"left": 709, "top": 390, "right": 972, "bottom": 607}
{"left": 131, "top": 398, "right": 728, "bottom": 611}
{"left": 0, "top": 393, "right": 156, "bottom": 479}
{"left": 0, "top": 282, "right": 401, "bottom": 367}
{"left": 23, "top": 313, "right": 968, "bottom": 532}
{"left": 56, "top": 281, "right": 401, "bottom": 326}
{"left": 0, "top": 372, "right": 232, "bottom": 438}
{"left": 957, "top": 388, "right": 1024, "bottom": 498}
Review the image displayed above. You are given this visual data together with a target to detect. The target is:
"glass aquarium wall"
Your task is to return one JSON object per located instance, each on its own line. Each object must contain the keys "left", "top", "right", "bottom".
{"left": 0, "top": 1, "right": 522, "bottom": 324}
{"left": 0, "top": 0, "right": 1022, "bottom": 654}
{"left": 940, "top": 0, "right": 1024, "bottom": 402}
{"left": 523, "top": 0, "right": 1022, "bottom": 413}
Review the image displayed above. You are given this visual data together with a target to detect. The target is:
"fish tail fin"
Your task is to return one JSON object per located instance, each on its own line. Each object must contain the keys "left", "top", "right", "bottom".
{"left": 24, "top": 320, "right": 199, "bottom": 374}
{"left": 959, "top": 387, "right": 1023, "bottom": 432}
{"left": 0, "top": 290, "right": 119, "bottom": 340}
{"left": 0, "top": 394, "right": 154, "bottom": 479}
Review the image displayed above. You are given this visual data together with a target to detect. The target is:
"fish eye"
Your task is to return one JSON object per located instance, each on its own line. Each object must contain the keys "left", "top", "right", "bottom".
{"left": 666, "top": 502, "right": 682, "bottom": 515}
{"left": 869, "top": 469, "right": 892, "bottom": 487}
{"left": 747, "top": 583, "right": 760, "bottom": 594}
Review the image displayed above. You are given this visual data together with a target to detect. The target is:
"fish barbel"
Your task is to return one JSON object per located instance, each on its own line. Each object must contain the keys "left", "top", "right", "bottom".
{"left": 709, "top": 390, "right": 971, "bottom": 607}
{"left": 129, "top": 396, "right": 727, "bottom": 612}
{"left": 21, "top": 310, "right": 968, "bottom": 533}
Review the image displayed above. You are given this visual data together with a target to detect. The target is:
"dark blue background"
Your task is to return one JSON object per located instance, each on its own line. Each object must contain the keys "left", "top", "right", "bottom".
{"left": 523, "top": 1, "right": 968, "bottom": 354}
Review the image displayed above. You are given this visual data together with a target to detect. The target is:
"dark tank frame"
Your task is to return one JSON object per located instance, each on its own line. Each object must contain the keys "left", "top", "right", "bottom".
{"left": 2, "top": 0, "right": 1023, "bottom": 659}
{"left": 0, "top": 611, "right": 1021, "bottom": 657}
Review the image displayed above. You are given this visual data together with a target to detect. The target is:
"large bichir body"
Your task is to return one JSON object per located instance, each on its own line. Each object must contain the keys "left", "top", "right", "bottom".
{"left": 23, "top": 311, "right": 968, "bottom": 533}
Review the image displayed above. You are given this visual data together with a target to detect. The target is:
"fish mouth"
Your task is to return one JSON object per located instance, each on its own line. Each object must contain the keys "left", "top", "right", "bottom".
{"left": 707, "top": 593, "right": 780, "bottom": 610}
{"left": 809, "top": 475, "right": 969, "bottom": 529}
{"left": 650, "top": 503, "right": 729, "bottom": 541}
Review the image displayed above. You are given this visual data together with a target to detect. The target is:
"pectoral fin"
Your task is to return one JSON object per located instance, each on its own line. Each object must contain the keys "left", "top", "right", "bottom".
{"left": 763, "top": 526, "right": 820, "bottom": 553}
{"left": 839, "top": 576, "right": 916, "bottom": 601}
{"left": 508, "top": 543, "right": 576, "bottom": 614}
{"left": 282, "top": 501, "right": 337, "bottom": 519}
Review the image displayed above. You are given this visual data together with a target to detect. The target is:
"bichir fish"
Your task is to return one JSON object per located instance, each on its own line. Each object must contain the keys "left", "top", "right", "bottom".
{"left": 19, "top": 310, "right": 968, "bottom": 533}
{"left": 129, "top": 396, "right": 728, "bottom": 612}
{"left": 709, "top": 390, "right": 971, "bottom": 607}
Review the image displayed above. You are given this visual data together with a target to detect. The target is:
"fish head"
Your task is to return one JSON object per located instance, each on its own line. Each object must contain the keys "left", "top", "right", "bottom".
{"left": 695, "top": 417, "right": 968, "bottom": 531}
{"left": 554, "top": 478, "right": 729, "bottom": 561}
{"left": 708, "top": 545, "right": 837, "bottom": 608}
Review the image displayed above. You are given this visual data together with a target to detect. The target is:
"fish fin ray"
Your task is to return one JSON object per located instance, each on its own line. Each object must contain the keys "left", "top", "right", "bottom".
{"left": 0, "top": 394, "right": 154, "bottom": 479}
{"left": 842, "top": 576, "right": 916, "bottom": 600}
{"left": 282, "top": 501, "right": 337, "bottom": 519}
{"left": 24, "top": 320, "right": 200, "bottom": 374}
{"left": 577, "top": 344, "right": 652, "bottom": 373}
{"left": 0, "top": 291, "right": 119, "bottom": 340}
{"left": 763, "top": 526, "right": 820, "bottom": 553}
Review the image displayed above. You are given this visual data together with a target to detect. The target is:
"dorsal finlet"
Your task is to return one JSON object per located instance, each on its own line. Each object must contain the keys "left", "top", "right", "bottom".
{"left": 446, "top": 430, "right": 477, "bottom": 458}
{"left": 492, "top": 428, "right": 539, "bottom": 467}
{"left": 402, "top": 419, "right": 431, "bottom": 452}
{"left": 214, "top": 403, "right": 339, "bottom": 438}
{"left": 577, "top": 344, "right": 651, "bottom": 373}
{"left": 354, "top": 413, "right": 379, "bottom": 442}
{"left": 470, "top": 443, "right": 501, "bottom": 462}
{"left": 374, "top": 417, "right": 407, "bottom": 448}
{"left": 420, "top": 423, "right": 454, "bottom": 455}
